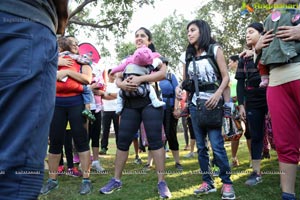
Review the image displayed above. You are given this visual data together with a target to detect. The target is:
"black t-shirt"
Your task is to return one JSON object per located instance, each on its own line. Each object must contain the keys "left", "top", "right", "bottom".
{"left": 235, "top": 56, "right": 267, "bottom": 109}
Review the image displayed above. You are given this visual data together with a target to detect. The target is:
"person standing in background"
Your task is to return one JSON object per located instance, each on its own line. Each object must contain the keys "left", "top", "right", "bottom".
{"left": 97, "top": 69, "right": 120, "bottom": 155}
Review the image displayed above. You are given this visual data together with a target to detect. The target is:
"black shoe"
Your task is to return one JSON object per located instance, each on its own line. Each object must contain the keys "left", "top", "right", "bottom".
{"left": 175, "top": 162, "right": 183, "bottom": 171}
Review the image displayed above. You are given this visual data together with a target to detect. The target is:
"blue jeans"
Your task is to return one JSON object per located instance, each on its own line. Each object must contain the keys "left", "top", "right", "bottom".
{"left": 0, "top": 12, "right": 57, "bottom": 199}
{"left": 189, "top": 105, "right": 232, "bottom": 186}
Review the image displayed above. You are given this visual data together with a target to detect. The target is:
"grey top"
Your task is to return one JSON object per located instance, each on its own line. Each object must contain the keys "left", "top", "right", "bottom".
{"left": 0, "top": 0, "right": 58, "bottom": 34}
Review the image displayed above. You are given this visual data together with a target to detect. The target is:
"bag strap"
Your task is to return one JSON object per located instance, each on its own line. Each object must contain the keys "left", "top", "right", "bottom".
{"left": 191, "top": 56, "right": 201, "bottom": 110}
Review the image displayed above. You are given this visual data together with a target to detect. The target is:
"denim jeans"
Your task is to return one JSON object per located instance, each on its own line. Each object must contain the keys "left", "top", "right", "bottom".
{"left": 189, "top": 105, "right": 232, "bottom": 186}
{"left": 0, "top": 12, "right": 57, "bottom": 199}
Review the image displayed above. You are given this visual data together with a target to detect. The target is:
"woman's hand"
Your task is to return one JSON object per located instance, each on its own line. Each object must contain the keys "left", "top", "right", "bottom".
{"left": 276, "top": 25, "right": 300, "bottom": 41}
{"left": 56, "top": 70, "right": 69, "bottom": 81}
{"left": 239, "top": 49, "right": 254, "bottom": 58}
{"left": 205, "top": 90, "right": 222, "bottom": 109}
{"left": 173, "top": 108, "right": 181, "bottom": 119}
{"left": 175, "top": 86, "right": 183, "bottom": 100}
{"left": 254, "top": 29, "right": 275, "bottom": 54}
{"left": 238, "top": 105, "right": 246, "bottom": 122}
{"left": 58, "top": 57, "right": 73, "bottom": 67}
{"left": 127, "top": 75, "right": 143, "bottom": 86}
{"left": 118, "top": 77, "right": 138, "bottom": 92}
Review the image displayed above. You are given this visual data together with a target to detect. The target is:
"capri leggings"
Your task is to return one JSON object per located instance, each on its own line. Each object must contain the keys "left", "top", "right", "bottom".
{"left": 117, "top": 105, "right": 164, "bottom": 151}
{"left": 88, "top": 110, "right": 102, "bottom": 148}
{"left": 163, "top": 107, "right": 179, "bottom": 151}
{"left": 246, "top": 107, "right": 268, "bottom": 160}
{"left": 49, "top": 104, "right": 90, "bottom": 154}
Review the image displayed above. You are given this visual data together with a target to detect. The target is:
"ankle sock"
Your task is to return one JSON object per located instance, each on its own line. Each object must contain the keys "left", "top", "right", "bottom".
{"left": 82, "top": 178, "right": 90, "bottom": 183}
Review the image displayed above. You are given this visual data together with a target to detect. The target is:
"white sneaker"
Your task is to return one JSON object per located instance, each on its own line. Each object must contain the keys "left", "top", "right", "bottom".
{"left": 92, "top": 160, "right": 105, "bottom": 172}
{"left": 165, "top": 153, "right": 170, "bottom": 159}
{"left": 184, "top": 152, "right": 195, "bottom": 158}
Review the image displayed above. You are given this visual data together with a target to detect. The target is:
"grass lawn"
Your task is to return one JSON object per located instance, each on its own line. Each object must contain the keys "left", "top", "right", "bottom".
{"left": 39, "top": 133, "right": 299, "bottom": 200}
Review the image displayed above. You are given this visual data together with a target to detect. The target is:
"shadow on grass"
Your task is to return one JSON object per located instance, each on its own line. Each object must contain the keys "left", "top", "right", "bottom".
{"left": 39, "top": 135, "right": 297, "bottom": 200}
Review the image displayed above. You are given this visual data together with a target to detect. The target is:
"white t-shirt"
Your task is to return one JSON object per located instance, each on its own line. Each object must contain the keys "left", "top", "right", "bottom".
{"left": 182, "top": 45, "right": 220, "bottom": 105}
{"left": 102, "top": 81, "right": 120, "bottom": 112}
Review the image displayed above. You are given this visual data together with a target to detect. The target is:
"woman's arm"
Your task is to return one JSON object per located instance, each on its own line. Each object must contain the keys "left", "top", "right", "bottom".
{"left": 127, "top": 63, "right": 167, "bottom": 86}
{"left": 205, "top": 47, "right": 229, "bottom": 109}
{"left": 58, "top": 64, "right": 92, "bottom": 84}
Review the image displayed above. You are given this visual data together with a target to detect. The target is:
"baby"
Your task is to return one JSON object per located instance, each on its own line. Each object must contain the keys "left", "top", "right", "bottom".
{"left": 111, "top": 46, "right": 165, "bottom": 114}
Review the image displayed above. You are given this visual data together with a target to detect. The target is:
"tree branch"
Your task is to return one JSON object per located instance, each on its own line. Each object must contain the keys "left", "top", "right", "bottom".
{"left": 69, "top": 0, "right": 97, "bottom": 19}
{"left": 68, "top": 19, "right": 118, "bottom": 29}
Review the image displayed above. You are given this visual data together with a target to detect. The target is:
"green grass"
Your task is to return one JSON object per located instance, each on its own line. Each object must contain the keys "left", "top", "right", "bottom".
{"left": 39, "top": 133, "right": 299, "bottom": 200}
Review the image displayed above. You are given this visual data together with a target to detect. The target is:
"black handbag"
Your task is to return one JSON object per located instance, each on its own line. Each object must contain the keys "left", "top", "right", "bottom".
{"left": 197, "top": 99, "right": 223, "bottom": 128}
{"left": 190, "top": 53, "right": 223, "bottom": 128}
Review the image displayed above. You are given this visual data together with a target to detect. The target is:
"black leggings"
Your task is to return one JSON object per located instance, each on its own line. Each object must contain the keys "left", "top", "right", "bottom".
{"left": 117, "top": 105, "right": 164, "bottom": 151}
{"left": 59, "top": 130, "right": 74, "bottom": 168}
{"left": 163, "top": 108, "right": 179, "bottom": 151}
{"left": 101, "top": 111, "right": 119, "bottom": 149}
{"left": 88, "top": 110, "right": 102, "bottom": 148}
{"left": 49, "top": 104, "right": 89, "bottom": 154}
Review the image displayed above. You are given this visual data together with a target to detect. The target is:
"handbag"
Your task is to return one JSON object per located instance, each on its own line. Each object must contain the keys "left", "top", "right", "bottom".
{"left": 197, "top": 99, "right": 224, "bottom": 128}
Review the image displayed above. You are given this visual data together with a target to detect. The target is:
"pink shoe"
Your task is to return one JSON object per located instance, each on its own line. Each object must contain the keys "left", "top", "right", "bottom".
{"left": 57, "top": 165, "right": 65, "bottom": 176}
{"left": 73, "top": 155, "right": 80, "bottom": 164}
{"left": 66, "top": 167, "right": 82, "bottom": 177}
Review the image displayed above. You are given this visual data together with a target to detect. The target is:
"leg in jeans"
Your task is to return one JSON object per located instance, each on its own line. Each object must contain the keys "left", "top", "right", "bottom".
{"left": 0, "top": 12, "right": 57, "bottom": 199}
{"left": 189, "top": 106, "right": 213, "bottom": 186}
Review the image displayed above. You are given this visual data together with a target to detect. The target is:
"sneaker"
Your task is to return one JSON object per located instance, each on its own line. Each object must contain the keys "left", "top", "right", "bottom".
{"left": 99, "top": 148, "right": 107, "bottom": 155}
{"left": 80, "top": 179, "right": 92, "bottom": 195}
{"left": 175, "top": 162, "right": 183, "bottom": 171}
{"left": 40, "top": 179, "right": 59, "bottom": 195}
{"left": 184, "top": 152, "right": 195, "bottom": 158}
{"left": 99, "top": 178, "right": 122, "bottom": 194}
{"left": 194, "top": 182, "right": 217, "bottom": 195}
{"left": 134, "top": 156, "right": 142, "bottom": 165}
{"left": 92, "top": 160, "right": 105, "bottom": 172}
{"left": 221, "top": 184, "right": 236, "bottom": 199}
{"left": 157, "top": 181, "right": 172, "bottom": 199}
{"left": 245, "top": 171, "right": 262, "bottom": 186}
{"left": 67, "top": 167, "right": 82, "bottom": 177}
{"left": 73, "top": 154, "right": 80, "bottom": 164}
{"left": 143, "top": 164, "right": 152, "bottom": 171}
{"left": 165, "top": 153, "right": 170, "bottom": 159}
{"left": 57, "top": 165, "right": 65, "bottom": 176}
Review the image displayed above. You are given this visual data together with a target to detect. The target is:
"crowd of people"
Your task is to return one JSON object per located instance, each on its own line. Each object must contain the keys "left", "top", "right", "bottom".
{"left": 1, "top": 0, "right": 300, "bottom": 200}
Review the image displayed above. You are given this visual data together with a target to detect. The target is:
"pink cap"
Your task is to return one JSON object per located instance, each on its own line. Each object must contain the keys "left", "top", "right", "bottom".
{"left": 132, "top": 46, "right": 153, "bottom": 66}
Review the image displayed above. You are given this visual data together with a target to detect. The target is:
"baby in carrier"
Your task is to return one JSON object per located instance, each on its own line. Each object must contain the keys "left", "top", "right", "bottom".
{"left": 111, "top": 46, "right": 165, "bottom": 114}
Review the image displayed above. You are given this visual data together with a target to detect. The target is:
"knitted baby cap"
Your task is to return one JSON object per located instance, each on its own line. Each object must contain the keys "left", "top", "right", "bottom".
{"left": 132, "top": 45, "right": 153, "bottom": 66}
